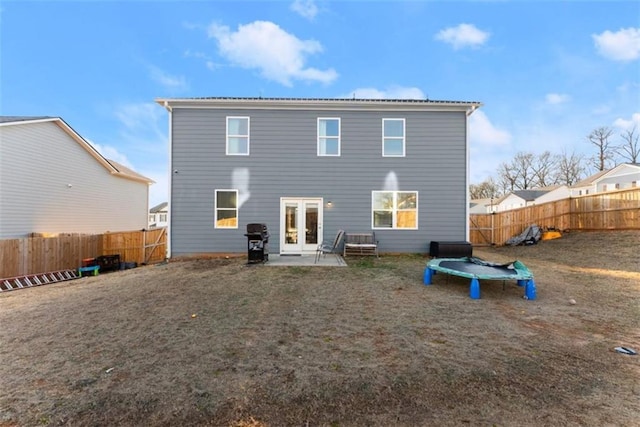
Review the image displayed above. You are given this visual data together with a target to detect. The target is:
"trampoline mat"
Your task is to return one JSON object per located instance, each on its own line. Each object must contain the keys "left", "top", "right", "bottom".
{"left": 438, "top": 260, "right": 519, "bottom": 277}
{"left": 428, "top": 257, "right": 533, "bottom": 280}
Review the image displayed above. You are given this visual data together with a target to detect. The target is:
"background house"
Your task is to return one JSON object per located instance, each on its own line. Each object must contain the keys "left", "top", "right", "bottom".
{"left": 157, "top": 97, "right": 481, "bottom": 256}
{"left": 571, "top": 164, "right": 640, "bottom": 196}
{"left": 0, "top": 116, "right": 153, "bottom": 238}
{"left": 149, "top": 202, "right": 168, "bottom": 228}
{"left": 485, "top": 185, "right": 571, "bottom": 212}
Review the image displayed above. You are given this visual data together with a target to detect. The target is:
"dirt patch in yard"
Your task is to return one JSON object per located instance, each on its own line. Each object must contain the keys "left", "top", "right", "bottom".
{"left": 1, "top": 230, "right": 639, "bottom": 426}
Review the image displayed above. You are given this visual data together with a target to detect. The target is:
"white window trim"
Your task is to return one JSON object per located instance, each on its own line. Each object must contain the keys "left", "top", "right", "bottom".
{"left": 215, "top": 189, "right": 239, "bottom": 229}
{"left": 317, "top": 117, "right": 341, "bottom": 157}
{"left": 382, "top": 118, "right": 406, "bottom": 157}
{"left": 371, "top": 190, "right": 418, "bottom": 230}
{"left": 226, "top": 116, "right": 250, "bottom": 156}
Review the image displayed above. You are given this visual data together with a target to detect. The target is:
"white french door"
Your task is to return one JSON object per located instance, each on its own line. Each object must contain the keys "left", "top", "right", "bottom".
{"left": 280, "top": 198, "right": 323, "bottom": 254}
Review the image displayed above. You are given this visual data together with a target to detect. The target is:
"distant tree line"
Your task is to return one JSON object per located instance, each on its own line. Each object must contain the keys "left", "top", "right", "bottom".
{"left": 470, "top": 125, "right": 639, "bottom": 200}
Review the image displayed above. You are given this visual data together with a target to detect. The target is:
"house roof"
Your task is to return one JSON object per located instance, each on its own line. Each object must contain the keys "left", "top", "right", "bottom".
{"left": 156, "top": 97, "right": 482, "bottom": 115}
{"left": 0, "top": 116, "right": 53, "bottom": 123}
{"left": 572, "top": 164, "right": 640, "bottom": 188}
{"left": 107, "top": 159, "right": 154, "bottom": 184}
{"left": 150, "top": 202, "right": 168, "bottom": 213}
{"left": 0, "top": 116, "right": 154, "bottom": 184}
{"left": 572, "top": 169, "right": 610, "bottom": 187}
{"left": 512, "top": 185, "right": 564, "bottom": 201}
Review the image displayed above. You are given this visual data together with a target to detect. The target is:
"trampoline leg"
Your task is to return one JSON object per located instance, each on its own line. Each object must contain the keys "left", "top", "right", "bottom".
{"left": 470, "top": 278, "right": 480, "bottom": 299}
{"left": 423, "top": 267, "right": 433, "bottom": 285}
{"left": 517, "top": 279, "right": 526, "bottom": 287}
{"left": 525, "top": 279, "right": 537, "bottom": 300}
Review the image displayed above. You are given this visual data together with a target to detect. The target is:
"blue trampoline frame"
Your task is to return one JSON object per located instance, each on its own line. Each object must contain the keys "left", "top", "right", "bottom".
{"left": 423, "top": 257, "right": 536, "bottom": 300}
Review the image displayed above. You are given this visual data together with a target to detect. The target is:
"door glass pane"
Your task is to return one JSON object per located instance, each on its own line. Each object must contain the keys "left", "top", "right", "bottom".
{"left": 305, "top": 204, "right": 318, "bottom": 245}
{"left": 285, "top": 204, "right": 298, "bottom": 244}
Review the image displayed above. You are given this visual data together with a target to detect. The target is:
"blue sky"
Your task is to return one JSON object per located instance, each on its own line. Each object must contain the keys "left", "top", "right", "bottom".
{"left": 2, "top": 0, "right": 639, "bottom": 206}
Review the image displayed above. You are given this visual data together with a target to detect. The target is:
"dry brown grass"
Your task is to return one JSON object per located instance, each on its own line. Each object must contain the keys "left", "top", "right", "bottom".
{"left": 1, "top": 230, "right": 639, "bottom": 426}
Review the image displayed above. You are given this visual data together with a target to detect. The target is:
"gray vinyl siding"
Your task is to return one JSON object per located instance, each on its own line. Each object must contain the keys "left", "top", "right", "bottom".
{"left": 0, "top": 121, "right": 149, "bottom": 238}
{"left": 170, "top": 107, "right": 468, "bottom": 255}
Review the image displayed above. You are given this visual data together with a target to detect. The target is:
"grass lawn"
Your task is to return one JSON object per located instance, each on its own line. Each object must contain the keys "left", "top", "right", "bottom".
{"left": 1, "top": 230, "right": 639, "bottom": 426}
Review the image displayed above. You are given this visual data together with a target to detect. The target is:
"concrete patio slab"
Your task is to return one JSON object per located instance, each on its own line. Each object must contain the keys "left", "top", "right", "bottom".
{"left": 264, "top": 254, "right": 347, "bottom": 267}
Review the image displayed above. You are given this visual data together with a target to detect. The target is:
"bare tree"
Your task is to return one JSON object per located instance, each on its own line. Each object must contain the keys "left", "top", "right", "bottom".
{"left": 496, "top": 152, "right": 542, "bottom": 191}
{"left": 496, "top": 160, "right": 519, "bottom": 193}
{"left": 531, "top": 151, "right": 558, "bottom": 187}
{"left": 469, "top": 177, "right": 500, "bottom": 199}
{"left": 617, "top": 126, "right": 639, "bottom": 163}
{"left": 554, "top": 149, "right": 586, "bottom": 186}
{"left": 587, "top": 127, "right": 616, "bottom": 171}
{"left": 515, "top": 152, "right": 538, "bottom": 189}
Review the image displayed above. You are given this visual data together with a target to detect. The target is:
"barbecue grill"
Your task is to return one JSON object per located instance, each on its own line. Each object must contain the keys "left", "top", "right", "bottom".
{"left": 244, "top": 223, "right": 269, "bottom": 263}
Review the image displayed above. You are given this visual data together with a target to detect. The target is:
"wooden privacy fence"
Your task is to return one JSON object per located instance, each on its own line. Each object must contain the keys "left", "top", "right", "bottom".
{"left": 0, "top": 228, "right": 166, "bottom": 278}
{"left": 470, "top": 188, "right": 640, "bottom": 246}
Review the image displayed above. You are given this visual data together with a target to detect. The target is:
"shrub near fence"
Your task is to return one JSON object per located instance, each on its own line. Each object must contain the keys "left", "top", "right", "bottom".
{"left": 0, "top": 228, "right": 166, "bottom": 278}
{"left": 470, "top": 188, "right": 640, "bottom": 246}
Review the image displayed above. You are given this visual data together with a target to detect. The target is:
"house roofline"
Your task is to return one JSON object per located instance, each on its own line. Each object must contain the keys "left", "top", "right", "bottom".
{"left": 156, "top": 97, "right": 482, "bottom": 114}
{"left": 1, "top": 116, "right": 154, "bottom": 184}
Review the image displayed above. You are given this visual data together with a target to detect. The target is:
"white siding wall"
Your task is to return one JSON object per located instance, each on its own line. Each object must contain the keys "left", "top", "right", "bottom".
{"left": 496, "top": 194, "right": 526, "bottom": 211}
{"left": 535, "top": 187, "right": 571, "bottom": 204}
{"left": 0, "top": 121, "right": 149, "bottom": 238}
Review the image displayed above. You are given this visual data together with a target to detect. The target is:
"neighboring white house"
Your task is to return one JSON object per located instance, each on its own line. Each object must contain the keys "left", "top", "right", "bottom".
{"left": 571, "top": 164, "right": 640, "bottom": 196}
{"left": 0, "top": 116, "right": 154, "bottom": 238}
{"left": 478, "top": 185, "right": 572, "bottom": 213}
{"left": 149, "top": 202, "right": 168, "bottom": 228}
{"left": 492, "top": 193, "right": 528, "bottom": 212}
{"left": 469, "top": 197, "right": 494, "bottom": 214}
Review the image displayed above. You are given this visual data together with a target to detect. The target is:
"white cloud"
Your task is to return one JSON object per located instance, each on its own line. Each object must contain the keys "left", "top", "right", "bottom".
{"left": 344, "top": 86, "right": 426, "bottom": 99}
{"left": 592, "top": 27, "right": 640, "bottom": 62}
{"left": 113, "top": 102, "right": 169, "bottom": 206}
{"left": 545, "top": 93, "right": 571, "bottom": 105}
{"left": 613, "top": 112, "right": 640, "bottom": 130}
{"left": 291, "top": 0, "right": 318, "bottom": 20}
{"left": 435, "top": 23, "right": 490, "bottom": 50}
{"left": 469, "top": 110, "right": 511, "bottom": 147}
{"left": 88, "top": 140, "right": 134, "bottom": 168}
{"left": 208, "top": 20, "right": 338, "bottom": 86}
{"left": 184, "top": 49, "right": 220, "bottom": 71}
{"left": 149, "top": 65, "right": 188, "bottom": 91}
{"left": 115, "top": 103, "right": 165, "bottom": 139}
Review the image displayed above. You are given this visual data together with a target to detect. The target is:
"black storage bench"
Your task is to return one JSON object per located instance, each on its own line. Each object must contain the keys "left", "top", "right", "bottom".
{"left": 96, "top": 255, "right": 121, "bottom": 272}
{"left": 429, "top": 241, "right": 473, "bottom": 258}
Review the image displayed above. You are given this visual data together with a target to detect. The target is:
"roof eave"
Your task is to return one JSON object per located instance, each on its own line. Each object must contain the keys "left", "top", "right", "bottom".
{"left": 155, "top": 97, "right": 482, "bottom": 113}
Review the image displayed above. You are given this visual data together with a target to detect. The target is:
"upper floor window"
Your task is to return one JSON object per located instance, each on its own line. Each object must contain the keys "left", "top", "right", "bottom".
{"left": 159, "top": 213, "right": 167, "bottom": 222}
{"left": 372, "top": 190, "right": 418, "bottom": 229}
{"left": 632, "top": 181, "right": 637, "bottom": 188}
{"left": 382, "top": 118, "right": 405, "bottom": 157}
{"left": 318, "top": 118, "right": 340, "bottom": 156}
{"left": 215, "top": 189, "right": 238, "bottom": 228}
{"left": 227, "top": 117, "right": 249, "bottom": 155}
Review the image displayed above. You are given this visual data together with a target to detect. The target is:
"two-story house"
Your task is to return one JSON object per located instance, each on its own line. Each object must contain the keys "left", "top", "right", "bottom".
{"left": 149, "top": 202, "right": 168, "bottom": 228}
{"left": 571, "top": 163, "right": 640, "bottom": 196}
{"left": 156, "top": 97, "right": 481, "bottom": 257}
{"left": 0, "top": 116, "right": 153, "bottom": 238}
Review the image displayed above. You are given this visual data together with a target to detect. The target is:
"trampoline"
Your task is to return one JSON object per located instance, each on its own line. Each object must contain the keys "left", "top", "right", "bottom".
{"left": 423, "top": 257, "right": 536, "bottom": 300}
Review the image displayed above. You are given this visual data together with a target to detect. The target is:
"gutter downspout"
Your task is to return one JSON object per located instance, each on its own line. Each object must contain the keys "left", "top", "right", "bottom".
{"left": 163, "top": 101, "right": 173, "bottom": 260}
{"left": 465, "top": 103, "right": 481, "bottom": 243}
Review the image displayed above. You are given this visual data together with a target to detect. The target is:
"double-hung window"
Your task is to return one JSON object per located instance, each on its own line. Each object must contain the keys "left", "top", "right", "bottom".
{"left": 215, "top": 189, "right": 238, "bottom": 228}
{"left": 372, "top": 191, "right": 418, "bottom": 229}
{"left": 318, "top": 118, "right": 340, "bottom": 156}
{"left": 226, "top": 117, "right": 249, "bottom": 155}
{"left": 382, "top": 118, "right": 405, "bottom": 157}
